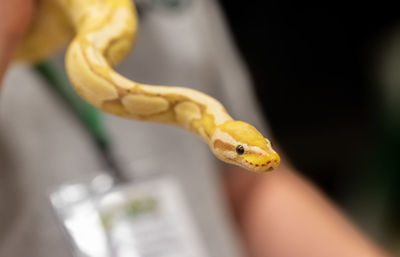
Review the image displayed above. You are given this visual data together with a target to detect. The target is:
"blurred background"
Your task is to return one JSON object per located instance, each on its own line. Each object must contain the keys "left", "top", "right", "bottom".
{"left": 0, "top": 0, "right": 399, "bottom": 256}
{"left": 217, "top": 1, "right": 400, "bottom": 253}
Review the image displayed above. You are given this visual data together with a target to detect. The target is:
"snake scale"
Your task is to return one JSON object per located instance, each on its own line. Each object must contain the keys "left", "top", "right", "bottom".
{"left": 17, "top": 0, "right": 280, "bottom": 172}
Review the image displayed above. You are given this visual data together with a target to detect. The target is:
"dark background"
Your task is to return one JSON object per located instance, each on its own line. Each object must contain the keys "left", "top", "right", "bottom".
{"left": 218, "top": 1, "right": 400, "bottom": 247}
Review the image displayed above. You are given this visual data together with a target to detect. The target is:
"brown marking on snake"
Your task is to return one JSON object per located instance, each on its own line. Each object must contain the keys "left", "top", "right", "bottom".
{"left": 213, "top": 139, "right": 235, "bottom": 152}
{"left": 80, "top": 43, "right": 127, "bottom": 99}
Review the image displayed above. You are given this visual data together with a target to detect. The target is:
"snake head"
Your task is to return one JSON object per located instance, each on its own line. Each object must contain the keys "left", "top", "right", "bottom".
{"left": 210, "top": 121, "right": 280, "bottom": 172}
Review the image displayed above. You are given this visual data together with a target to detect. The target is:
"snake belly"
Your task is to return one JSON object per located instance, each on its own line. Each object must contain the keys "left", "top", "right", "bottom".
{"left": 19, "top": 0, "right": 280, "bottom": 172}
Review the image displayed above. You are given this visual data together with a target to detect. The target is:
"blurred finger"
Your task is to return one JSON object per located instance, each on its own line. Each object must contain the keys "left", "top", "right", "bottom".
{"left": 0, "top": 0, "right": 35, "bottom": 83}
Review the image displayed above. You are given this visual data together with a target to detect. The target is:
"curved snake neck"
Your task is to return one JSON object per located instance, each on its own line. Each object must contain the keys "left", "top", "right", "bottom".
{"left": 61, "top": 0, "right": 232, "bottom": 142}
{"left": 25, "top": 0, "right": 280, "bottom": 172}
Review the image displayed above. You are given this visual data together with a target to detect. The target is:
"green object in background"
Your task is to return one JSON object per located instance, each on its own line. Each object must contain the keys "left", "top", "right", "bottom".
{"left": 34, "top": 60, "right": 108, "bottom": 149}
{"left": 33, "top": 60, "right": 126, "bottom": 182}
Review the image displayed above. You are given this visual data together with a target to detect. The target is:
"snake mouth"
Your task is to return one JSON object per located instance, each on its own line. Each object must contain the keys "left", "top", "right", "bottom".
{"left": 242, "top": 153, "right": 280, "bottom": 172}
{"left": 243, "top": 160, "right": 278, "bottom": 171}
{"left": 222, "top": 153, "right": 280, "bottom": 172}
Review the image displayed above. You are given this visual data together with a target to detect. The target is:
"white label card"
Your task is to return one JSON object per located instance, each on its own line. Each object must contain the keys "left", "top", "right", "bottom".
{"left": 51, "top": 175, "right": 209, "bottom": 257}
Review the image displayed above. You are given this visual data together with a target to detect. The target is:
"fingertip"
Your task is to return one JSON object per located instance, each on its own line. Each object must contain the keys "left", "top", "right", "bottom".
{"left": 0, "top": 0, "right": 36, "bottom": 41}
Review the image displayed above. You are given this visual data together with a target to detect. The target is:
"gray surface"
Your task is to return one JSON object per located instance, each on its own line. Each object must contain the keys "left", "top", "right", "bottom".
{"left": 0, "top": 0, "right": 268, "bottom": 256}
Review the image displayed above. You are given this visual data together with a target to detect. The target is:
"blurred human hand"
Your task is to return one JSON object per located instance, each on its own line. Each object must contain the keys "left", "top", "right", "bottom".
{"left": 0, "top": 0, "right": 35, "bottom": 83}
{"left": 224, "top": 161, "right": 390, "bottom": 257}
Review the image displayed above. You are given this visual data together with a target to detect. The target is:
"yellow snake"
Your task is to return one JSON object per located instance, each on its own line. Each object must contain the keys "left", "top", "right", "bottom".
{"left": 17, "top": 0, "right": 280, "bottom": 172}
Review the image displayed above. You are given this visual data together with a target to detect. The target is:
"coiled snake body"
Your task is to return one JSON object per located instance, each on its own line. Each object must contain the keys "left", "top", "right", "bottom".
{"left": 18, "top": 0, "right": 280, "bottom": 172}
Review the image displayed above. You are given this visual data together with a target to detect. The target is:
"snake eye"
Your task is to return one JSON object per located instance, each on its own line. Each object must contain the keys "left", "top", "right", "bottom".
{"left": 236, "top": 145, "right": 245, "bottom": 155}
